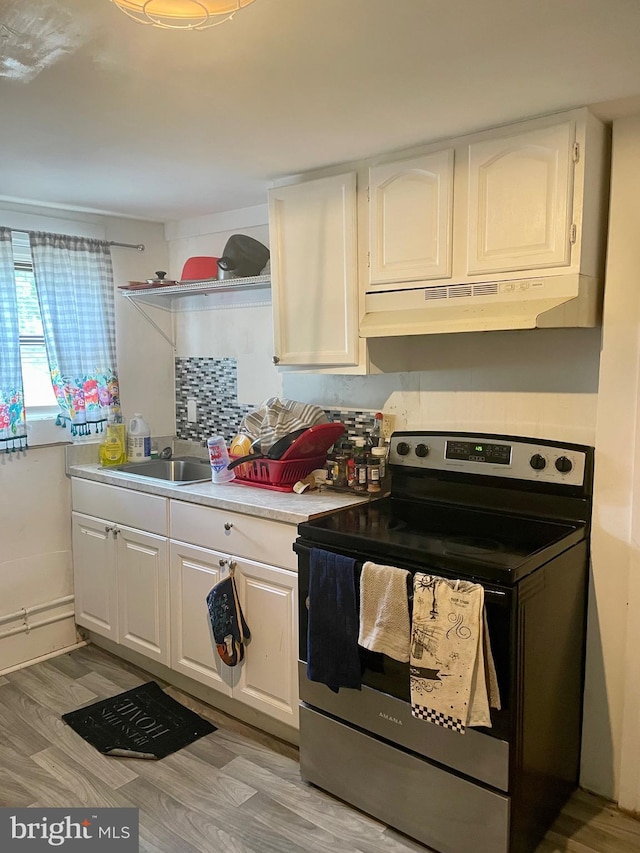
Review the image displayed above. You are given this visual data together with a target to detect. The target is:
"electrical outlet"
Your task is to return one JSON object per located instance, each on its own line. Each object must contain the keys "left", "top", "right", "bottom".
{"left": 187, "top": 398, "right": 197, "bottom": 423}
{"left": 381, "top": 413, "right": 396, "bottom": 442}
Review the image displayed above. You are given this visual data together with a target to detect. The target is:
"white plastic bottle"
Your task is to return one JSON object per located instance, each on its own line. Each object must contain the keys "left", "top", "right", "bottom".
{"left": 127, "top": 413, "right": 152, "bottom": 461}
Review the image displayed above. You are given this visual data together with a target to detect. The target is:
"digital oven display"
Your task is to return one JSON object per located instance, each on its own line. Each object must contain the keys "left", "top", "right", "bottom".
{"left": 445, "top": 440, "right": 512, "bottom": 465}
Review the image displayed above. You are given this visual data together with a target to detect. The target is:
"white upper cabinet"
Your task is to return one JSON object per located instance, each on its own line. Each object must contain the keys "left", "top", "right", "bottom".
{"left": 466, "top": 122, "right": 575, "bottom": 275}
{"left": 369, "top": 150, "right": 454, "bottom": 285}
{"left": 269, "top": 172, "right": 358, "bottom": 367}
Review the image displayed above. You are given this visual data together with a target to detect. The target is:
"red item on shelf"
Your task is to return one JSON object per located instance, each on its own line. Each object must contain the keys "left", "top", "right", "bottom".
{"left": 180, "top": 256, "right": 220, "bottom": 281}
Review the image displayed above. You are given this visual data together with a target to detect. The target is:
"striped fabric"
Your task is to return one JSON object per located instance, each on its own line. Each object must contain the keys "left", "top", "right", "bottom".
{"left": 29, "top": 232, "right": 121, "bottom": 435}
{"left": 0, "top": 227, "right": 27, "bottom": 451}
{"left": 238, "top": 397, "right": 327, "bottom": 453}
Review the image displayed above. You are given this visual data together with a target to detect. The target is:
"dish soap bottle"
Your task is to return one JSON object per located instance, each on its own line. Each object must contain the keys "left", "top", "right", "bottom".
{"left": 127, "top": 413, "right": 152, "bottom": 461}
{"left": 100, "top": 421, "right": 127, "bottom": 466}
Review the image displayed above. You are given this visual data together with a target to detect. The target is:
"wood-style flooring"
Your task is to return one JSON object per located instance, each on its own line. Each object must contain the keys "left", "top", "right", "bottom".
{"left": 0, "top": 644, "right": 638, "bottom": 853}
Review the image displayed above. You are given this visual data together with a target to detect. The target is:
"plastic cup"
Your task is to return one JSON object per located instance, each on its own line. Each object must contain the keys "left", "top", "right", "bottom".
{"left": 207, "top": 435, "right": 235, "bottom": 483}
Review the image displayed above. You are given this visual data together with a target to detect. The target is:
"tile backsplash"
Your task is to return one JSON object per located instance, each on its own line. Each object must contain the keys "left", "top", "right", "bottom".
{"left": 175, "top": 357, "right": 377, "bottom": 445}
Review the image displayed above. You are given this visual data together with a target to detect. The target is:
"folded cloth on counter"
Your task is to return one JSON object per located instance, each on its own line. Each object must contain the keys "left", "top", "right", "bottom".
{"left": 238, "top": 397, "right": 327, "bottom": 454}
{"left": 307, "top": 548, "right": 361, "bottom": 693}
{"left": 358, "top": 561, "right": 411, "bottom": 662}
{"left": 410, "top": 573, "right": 500, "bottom": 733}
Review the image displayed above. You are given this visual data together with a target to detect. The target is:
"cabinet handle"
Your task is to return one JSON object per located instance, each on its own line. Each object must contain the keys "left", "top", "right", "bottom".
{"left": 224, "top": 522, "right": 233, "bottom": 531}
{"left": 272, "top": 355, "right": 280, "bottom": 364}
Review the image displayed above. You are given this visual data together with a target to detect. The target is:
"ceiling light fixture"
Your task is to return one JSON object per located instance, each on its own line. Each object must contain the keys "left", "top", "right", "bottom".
{"left": 110, "top": 0, "right": 257, "bottom": 30}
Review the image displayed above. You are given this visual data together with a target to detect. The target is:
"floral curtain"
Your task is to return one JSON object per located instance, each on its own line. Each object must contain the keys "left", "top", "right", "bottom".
{"left": 0, "top": 227, "right": 27, "bottom": 451}
{"left": 29, "top": 232, "right": 121, "bottom": 436}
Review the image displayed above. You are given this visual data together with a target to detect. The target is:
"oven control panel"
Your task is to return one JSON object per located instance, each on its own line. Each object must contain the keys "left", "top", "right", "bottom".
{"left": 388, "top": 432, "right": 588, "bottom": 487}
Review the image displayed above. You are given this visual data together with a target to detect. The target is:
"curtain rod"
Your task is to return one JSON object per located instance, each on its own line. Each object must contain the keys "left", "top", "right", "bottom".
{"left": 108, "top": 240, "right": 145, "bottom": 251}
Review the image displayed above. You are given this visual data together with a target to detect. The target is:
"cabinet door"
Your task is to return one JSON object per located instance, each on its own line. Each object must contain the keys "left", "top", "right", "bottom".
{"left": 269, "top": 172, "right": 358, "bottom": 367}
{"left": 467, "top": 122, "right": 575, "bottom": 275}
{"left": 234, "top": 558, "right": 299, "bottom": 728}
{"left": 369, "top": 150, "right": 454, "bottom": 285}
{"left": 117, "top": 526, "right": 169, "bottom": 665}
{"left": 72, "top": 512, "right": 118, "bottom": 642}
{"left": 169, "top": 541, "right": 233, "bottom": 696}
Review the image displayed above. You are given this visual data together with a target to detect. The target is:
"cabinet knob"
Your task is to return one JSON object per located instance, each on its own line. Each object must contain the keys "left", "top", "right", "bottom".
{"left": 224, "top": 522, "right": 233, "bottom": 531}
{"left": 219, "top": 558, "right": 226, "bottom": 567}
{"left": 272, "top": 355, "right": 280, "bottom": 364}
{"left": 104, "top": 525, "right": 113, "bottom": 535}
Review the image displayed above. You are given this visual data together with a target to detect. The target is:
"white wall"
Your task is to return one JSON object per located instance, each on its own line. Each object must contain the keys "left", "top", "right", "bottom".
{"left": 0, "top": 201, "right": 173, "bottom": 671}
{"left": 284, "top": 328, "right": 601, "bottom": 445}
{"left": 582, "top": 113, "right": 640, "bottom": 807}
{"left": 166, "top": 205, "right": 282, "bottom": 405}
{"left": 0, "top": 444, "right": 76, "bottom": 671}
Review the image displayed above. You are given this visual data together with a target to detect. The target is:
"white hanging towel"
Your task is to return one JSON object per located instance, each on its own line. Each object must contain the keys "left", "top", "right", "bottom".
{"left": 410, "top": 573, "right": 501, "bottom": 733}
{"left": 358, "top": 562, "right": 411, "bottom": 662}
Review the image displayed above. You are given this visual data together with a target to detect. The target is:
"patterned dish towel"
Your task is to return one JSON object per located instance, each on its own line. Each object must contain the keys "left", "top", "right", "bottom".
{"left": 410, "top": 573, "right": 501, "bottom": 733}
{"left": 358, "top": 561, "right": 411, "bottom": 662}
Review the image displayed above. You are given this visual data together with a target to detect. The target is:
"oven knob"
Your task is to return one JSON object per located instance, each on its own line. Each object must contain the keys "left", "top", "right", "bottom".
{"left": 529, "top": 453, "right": 546, "bottom": 471}
{"left": 397, "top": 441, "right": 411, "bottom": 456}
{"left": 555, "top": 456, "right": 573, "bottom": 473}
{"left": 415, "top": 443, "right": 429, "bottom": 458}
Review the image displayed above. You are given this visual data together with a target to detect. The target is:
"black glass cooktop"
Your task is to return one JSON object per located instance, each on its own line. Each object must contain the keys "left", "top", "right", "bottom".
{"left": 298, "top": 497, "right": 586, "bottom": 585}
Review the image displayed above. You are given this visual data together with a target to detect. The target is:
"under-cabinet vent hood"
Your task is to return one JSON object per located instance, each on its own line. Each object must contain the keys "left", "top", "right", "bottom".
{"left": 359, "top": 274, "right": 602, "bottom": 338}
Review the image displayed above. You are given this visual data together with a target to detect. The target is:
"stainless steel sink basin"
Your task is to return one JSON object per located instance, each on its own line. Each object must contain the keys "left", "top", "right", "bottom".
{"left": 109, "top": 456, "right": 211, "bottom": 484}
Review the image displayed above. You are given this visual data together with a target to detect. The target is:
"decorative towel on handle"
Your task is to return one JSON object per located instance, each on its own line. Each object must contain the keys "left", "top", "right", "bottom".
{"left": 307, "top": 548, "right": 361, "bottom": 693}
{"left": 358, "top": 561, "right": 411, "bottom": 662}
{"left": 206, "top": 565, "right": 250, "bottom": 667}
{"left": 410, "top": 573, "right": 501, "bottom": 733}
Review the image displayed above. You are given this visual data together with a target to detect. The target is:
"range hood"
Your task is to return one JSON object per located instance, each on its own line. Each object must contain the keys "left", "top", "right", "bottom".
{"left": 359, "top": 274, "right": 603, "bottom": 338}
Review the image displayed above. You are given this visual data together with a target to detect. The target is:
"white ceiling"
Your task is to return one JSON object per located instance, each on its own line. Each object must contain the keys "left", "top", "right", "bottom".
{"left": 2, "top": 0, "right": 640, "bottom": 223}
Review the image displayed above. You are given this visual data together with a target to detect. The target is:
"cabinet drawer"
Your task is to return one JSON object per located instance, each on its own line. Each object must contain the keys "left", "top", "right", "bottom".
{"left": 170, "top": 500, "right": 297, "bottom": 571}
{"left": 71, "top": 478, "right": 167, "bottom": 535}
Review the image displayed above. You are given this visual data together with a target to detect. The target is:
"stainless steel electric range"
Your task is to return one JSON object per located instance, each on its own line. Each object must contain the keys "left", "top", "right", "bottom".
{"left": 295, "top": 431, "right": 594, "bottom": 853}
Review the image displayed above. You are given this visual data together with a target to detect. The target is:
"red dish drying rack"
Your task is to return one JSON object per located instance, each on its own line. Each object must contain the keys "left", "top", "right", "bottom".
{"left": 229, "top": 454, "right": 327, "bottom": 492}
{"left": 229, "top": 421, "right": 345, "bottom": 492}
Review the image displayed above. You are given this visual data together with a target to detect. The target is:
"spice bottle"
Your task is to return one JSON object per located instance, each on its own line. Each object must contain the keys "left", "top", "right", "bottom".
{"left": 352, "top": 437, "right": 368, "bottom": 493}
{"left": 333, "top": 453, "right": 349, "bottom": 488}
{"left": 371, "top": 445, "right": 390, "bottom": 493}
{"left": 325, "top": 452, "right": 336, "bottom": 485}
{"left": 367, "top": 455, "right": 381, "bottom": 493}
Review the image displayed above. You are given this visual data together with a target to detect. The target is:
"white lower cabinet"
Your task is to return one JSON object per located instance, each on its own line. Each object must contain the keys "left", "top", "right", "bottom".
{"left": 72, "top": 512, "right": 170, "bottom": 665}
{"left": 169, "top": 539, "right": 299, "bottom": 728}
{"left": 169, "top": 540, "right": 232, "bottom": 697}
{"left": 71, "top": 479, "right": 301, "bottom": 732}
{"left": 72, "top": 512, "right": 119, "bottom": 643}
{"left": 232, "top": 556, "right": 298, "bottom": 727}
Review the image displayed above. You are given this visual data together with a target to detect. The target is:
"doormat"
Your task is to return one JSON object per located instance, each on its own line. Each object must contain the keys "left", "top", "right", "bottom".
{"left": 62, "top": 681, "right": 216, "bottom": 760}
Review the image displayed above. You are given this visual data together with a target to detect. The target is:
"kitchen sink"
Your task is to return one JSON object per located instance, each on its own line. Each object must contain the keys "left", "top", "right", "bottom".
{"left": 109, "top": 456, "right": 212, "bottom": 484}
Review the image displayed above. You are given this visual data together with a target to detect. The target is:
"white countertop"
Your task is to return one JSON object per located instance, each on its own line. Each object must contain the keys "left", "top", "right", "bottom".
{"left": 68, "top": 463, "right": 372, "bottom": 525}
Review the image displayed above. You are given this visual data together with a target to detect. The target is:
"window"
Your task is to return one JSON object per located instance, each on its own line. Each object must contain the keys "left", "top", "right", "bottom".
{"left": 11, "top": 231, "right": 57, "bottom": 410}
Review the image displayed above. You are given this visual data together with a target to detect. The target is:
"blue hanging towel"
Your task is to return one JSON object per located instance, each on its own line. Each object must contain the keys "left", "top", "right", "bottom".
{"left": 307, "top": 548, "right": 362, "bottom": 693}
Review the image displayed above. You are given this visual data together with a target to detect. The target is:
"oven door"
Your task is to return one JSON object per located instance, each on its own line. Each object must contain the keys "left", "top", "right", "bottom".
{"left": 295, "top": 538, "right": 513, "bottom": 793}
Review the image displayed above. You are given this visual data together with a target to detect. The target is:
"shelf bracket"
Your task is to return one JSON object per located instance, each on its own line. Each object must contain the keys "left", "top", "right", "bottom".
{"left": 124, "top": 296, "right": 175, "bottom": 348}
